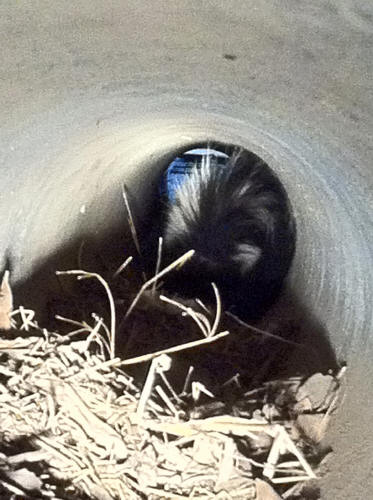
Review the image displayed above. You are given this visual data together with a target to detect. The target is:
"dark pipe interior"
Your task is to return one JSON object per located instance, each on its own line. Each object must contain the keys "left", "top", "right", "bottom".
{"left": 11, "top": 140, "right": 339, "bottom": 384}
{"left": 139, "top": 143, "right": 337, "bottom": 376}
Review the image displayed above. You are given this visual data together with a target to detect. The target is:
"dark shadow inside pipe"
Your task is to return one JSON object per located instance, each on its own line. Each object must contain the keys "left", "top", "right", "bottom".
{"left": 6, "top": 140, "right": 338, "bottom": 393}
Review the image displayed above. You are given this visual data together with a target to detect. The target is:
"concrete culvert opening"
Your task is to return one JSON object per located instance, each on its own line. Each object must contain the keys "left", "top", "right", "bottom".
{"left": 1, "top": 129, "right": 349, "bottom": 499}
{"left": 1, "top": 2, "right": 372, "bottom": 495}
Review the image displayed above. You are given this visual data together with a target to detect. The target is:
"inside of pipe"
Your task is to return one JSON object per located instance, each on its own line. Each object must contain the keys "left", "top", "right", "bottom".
{"left": 10, "top": 139, "right": 340, "bottom": 386}
{"left": 117, "top": 141, "right": 340, "bottom": 387}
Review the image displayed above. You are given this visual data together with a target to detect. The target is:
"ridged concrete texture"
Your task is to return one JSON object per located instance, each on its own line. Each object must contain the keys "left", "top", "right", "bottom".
{"left": 0, "top": 2, "right": 372, "bottom": 498}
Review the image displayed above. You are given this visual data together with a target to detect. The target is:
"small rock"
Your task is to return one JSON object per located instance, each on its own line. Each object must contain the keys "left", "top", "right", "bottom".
{"left": 296, "top": 373, "right": 337, "bottom": 411}
{"left": 296, "top": 414, "right": 331, "bottom": 443}
{"left": 293, "top": 396, "right": 313, "bottom": 414}
{"left": 255, "top": 478, "right": 282, "bottom": 499}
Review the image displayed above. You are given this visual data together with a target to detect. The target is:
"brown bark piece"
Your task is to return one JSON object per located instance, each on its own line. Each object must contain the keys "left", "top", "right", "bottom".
{"left": 255, "top": 478, "right": 283, "bottom": 499}
{"left": 0, "top": 270, "right": 12, "bottom": 330}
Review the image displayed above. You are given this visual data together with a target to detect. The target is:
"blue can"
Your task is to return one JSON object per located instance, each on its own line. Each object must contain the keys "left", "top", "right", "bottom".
{"left": 160, "top": 149, "right": 229, "bottom": 202}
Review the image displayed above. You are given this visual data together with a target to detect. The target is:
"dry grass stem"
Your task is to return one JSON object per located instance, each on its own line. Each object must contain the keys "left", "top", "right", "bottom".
{"left": 56, "top": 318, "right": 109, "bottom": 356}
{"left": 56, "top": 270, "right": 116, "bottom": 359}
{"left": 158, "top": 370, "right": 183, "bottom": 405}
{"left": 155, "top": 385, "right": 179, "bottom": 418}
{"left": 194, "top": 298, "right": 210, "bottom": 313}
{"left": 137, "top": 355, "right": 171, "bottom": 419}
{"left": 160, "top": 282, "right": 221, "bottom": 339}
{"left": 0, "top": 235, "right": 341, "bottom": 499}
{"left": 226, "top": 311, "right": 303, "bottom": 347}
{"left": 192, "top": 382, "right": 215, "bottom": 402}
{"left": 55, "top": 314, "right": 88, "bottom": 329}
{"left": 117, "top": 330, "right": 229, "bottom": 367}
{"left": 85, "top": 317, "right": 110, "bottom": 357}
{"left": 12, "top": 305, "right": 38, "bottom": 331}
{"left": 160, "top": 294, "right": 210, "bottom": 337}
{"left": 113, "top": 255, "right": 133, "bottom": 278}
{"left": 182, "top": 366, "right": 194, "bottom": 395}
{"left": 121, "top": 184, "right": 147, "bottom": 282}
{"left": 152, "top": 236, "right": 163, "bottom": 294}
{"left": 124, "top": 249, "right": 195, "bottom": 319}
{"left": 210, "top": 282, "right": 221, "bottom": 337}
{"left": 121, "top": 184, "right": 142, "bottom": 259}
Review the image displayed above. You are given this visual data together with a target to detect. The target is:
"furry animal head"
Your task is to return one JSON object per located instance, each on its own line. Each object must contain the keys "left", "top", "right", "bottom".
{"left": 161, "top": 148, "right": 296, "bottom": 318}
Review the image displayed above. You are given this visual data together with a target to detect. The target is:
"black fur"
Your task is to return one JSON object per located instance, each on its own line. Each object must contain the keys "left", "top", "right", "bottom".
{"left": 160, "top": 149, "right": 296, "bottom": 320}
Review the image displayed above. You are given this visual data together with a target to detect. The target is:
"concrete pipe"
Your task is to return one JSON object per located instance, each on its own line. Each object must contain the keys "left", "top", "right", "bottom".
{"left": 0, "top": 1, "right": 372, "bottom": 498}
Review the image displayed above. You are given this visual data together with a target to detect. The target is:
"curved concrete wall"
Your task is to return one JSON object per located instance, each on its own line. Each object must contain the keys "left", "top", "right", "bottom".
{"left": 1, "top": 2, "right": 372, "bottom": 498}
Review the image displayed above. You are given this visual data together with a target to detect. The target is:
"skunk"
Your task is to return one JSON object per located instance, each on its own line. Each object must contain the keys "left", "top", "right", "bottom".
{"left": 160, "top": 148, "right": 296, "bottom": 320}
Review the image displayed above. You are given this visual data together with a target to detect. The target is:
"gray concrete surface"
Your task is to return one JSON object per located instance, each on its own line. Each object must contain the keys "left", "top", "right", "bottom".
{"left": 0, "top": 1, "right": 372, "bottom": 497}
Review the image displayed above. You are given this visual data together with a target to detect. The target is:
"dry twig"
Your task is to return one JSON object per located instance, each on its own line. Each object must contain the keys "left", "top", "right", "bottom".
{"left": 56, "top": 270, "right": 116, "bottom": 359}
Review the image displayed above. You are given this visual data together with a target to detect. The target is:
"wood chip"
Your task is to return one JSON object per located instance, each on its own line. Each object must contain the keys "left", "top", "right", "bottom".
{"left": 255, "top": 478, "right": 283, "bottom": 500}
{"left": 0, "top": 270, "right": 13, "bottom": 330}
